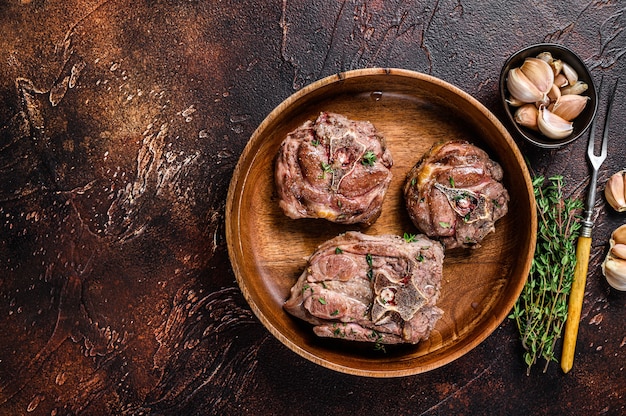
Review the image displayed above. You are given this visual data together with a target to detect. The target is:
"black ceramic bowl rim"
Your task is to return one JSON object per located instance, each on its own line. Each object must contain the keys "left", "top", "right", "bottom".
{"left": 499, "top": 43, "right": 598, "bottom": 149}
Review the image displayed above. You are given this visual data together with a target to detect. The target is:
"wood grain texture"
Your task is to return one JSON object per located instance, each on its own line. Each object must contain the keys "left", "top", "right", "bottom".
{"left": 561, "top": 235, "right": 592, "bottom": 373}
{"left": 0, "top": 0, "right": 624, "bottom": 415}
{"left": 226, "top": 68, "right": 536, "bottom": 377}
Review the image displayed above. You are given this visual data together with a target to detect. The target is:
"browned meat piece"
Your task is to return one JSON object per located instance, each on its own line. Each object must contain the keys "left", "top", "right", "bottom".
{"left": 284, "top": 231, "right": 444, "bottom": 345}
{"left": 275, "top": 112, "right": 393, "bottom": 226}
{"left": 403, "top": 140, "right": 509, "bottom": 249}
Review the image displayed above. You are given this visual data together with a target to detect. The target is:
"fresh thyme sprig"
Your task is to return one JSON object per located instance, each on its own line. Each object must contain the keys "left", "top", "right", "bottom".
{"left": 509, "top": 175, "right": 583, "bottom": 375}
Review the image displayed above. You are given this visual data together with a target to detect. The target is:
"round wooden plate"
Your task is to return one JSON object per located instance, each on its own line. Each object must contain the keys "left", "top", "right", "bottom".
{"left": 226, "top": 68, "right": 536, "bottom": 377}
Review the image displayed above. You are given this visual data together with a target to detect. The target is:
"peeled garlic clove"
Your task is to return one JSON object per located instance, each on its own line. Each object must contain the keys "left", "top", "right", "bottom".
{"left": 550, "top": 94, "right": 589, "bottom": 121}
{"left": 605, "top": 170, "right": 626, "bottom": 212}
{"left": 537, "top": 106, "right": 573, "bottom": 139}
{"left": 561, "top": 62, "right": 578, "bottom": 85}
{"left": 602, "top": 256, "right": 626, "bottom": 291}
{"left": 514, "top": 104, "right": 539, "bottom": 130}
{"left": 507, "top": 68, "right": 545, "bottom": 103}
{"left": 520, "top": 57, "right": 554, "bottom": 94}
{"left": 561, "top": 80, "right": 588, "bottom": 96}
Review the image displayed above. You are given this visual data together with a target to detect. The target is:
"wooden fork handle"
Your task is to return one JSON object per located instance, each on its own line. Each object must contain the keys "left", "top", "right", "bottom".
{"left": 561, "top": 236, "right": 592, "bottom": 373}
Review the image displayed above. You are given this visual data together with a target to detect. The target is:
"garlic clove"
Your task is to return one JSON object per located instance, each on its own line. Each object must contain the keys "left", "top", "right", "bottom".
{"left": 520, "top": 57, "right": 554, "bottom": 94}
{"left": 561, "top": 62, "right": 578, "bottom": 85}
{"left": 602, "top": 224, "right": 626, "bottom": 291}
{"left": 554, "top": 73, "right": 569, "bottom": 88}
{"left": 605, "top": 170, "right": 626, "bottom": 212}
{"left": 612, "top": 224, "right": 626, "bottom": 245}
{"left": 537, "top": 106, "right": 573, "bottom": 139}
{"left": 549, "top": 59, "right": 563, "bottom": 77}
{"left": 536, "top": 51, "right": 553, "bottom": 63}
{"left": 602, "top": 256, "right": 626, "bottom": 291}
{"left": 514, "top": 104, "right": 539, "bottom": 130}
{"left": 611, "top": 243, "right": 626, "bottom": 260}
{"left": 507, "top": 68, "right": 545, "bottom": 103}
{"left": 549, "top": 94, "right": 589, "bottom": 121}
{"left": 561, "top": 80, "right": 588, "bottom": 96}
{"left": 547, "top": 83, "right": 561, "bottom": 102}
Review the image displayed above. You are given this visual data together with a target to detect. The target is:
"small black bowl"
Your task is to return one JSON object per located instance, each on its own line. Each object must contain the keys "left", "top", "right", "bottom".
{"left": 499, "top": 43, "right": 598, "bottom": 149}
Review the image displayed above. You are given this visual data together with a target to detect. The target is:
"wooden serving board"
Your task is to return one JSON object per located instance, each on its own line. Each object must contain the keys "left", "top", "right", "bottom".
{"left": 226, "top": 68, "right": 536, "bottom": 377}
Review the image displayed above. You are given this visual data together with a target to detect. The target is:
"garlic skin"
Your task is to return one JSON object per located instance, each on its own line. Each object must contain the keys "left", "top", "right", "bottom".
{"left": 537, "top": 106, "right": 573, "bottom": 139}
{"left": 506, "top": 96, "right": 526, "bottom": 107}
{"left": 605, "top": 170, "right": 626, "bottom": 212}
{"left": 602, "top": 224, "right": 626, "bottom": 291}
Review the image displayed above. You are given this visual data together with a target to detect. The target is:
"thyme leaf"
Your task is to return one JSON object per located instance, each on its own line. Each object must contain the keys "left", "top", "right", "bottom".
{"left": 403, "top": 232, "right": 416, "bottom": 243}
{"left": 361, "top": 150, "right": 377, "bottom": 166}
{"left": 319, "top": 161, "right": 332, "bottom": 179}
{"left": 371, "top": 330, "right": 386, "bottom": 353}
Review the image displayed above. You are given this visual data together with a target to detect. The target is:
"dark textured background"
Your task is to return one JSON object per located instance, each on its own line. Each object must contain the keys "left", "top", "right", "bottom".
{"left": 1, "top": 1, "right": 624, "bottom": 415}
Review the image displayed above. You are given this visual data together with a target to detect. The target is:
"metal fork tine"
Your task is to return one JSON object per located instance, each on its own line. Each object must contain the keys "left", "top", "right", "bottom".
{"left": 587, "top": 76, "right": 602, "bottom": 162}
{"left": 601, "top": 79, "right": 619, "bottom": 161}
{"left": 588, "top": 77, "right": 618, "bottom": 168}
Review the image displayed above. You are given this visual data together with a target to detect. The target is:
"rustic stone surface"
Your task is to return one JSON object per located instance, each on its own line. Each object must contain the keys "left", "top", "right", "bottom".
{"left": 0, "top": 1, "right": 624, "bottom": 414}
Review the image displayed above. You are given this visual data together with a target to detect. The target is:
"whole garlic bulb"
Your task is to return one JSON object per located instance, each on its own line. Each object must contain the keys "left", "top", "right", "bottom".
{"left": 605, "top": 170, "right": 626, "bottom": 212}
{"left": 602, "top": 224, "right": 626, "bottom": 291}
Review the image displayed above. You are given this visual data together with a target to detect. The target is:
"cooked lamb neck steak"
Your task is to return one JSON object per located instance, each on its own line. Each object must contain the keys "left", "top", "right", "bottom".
{"left": 403, "top": 140, "right": 509, "bottom": 249}
{"left": 284, "top": 231, "right": 444, "bottom": 345}
{"left": 275, "top": 112, "right": 393, "bottom": 226}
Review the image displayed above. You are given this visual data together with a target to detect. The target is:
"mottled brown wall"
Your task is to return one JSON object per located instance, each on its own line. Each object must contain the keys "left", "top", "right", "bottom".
{"left": 1, "top": 1, "right": 624, "bottom": 415}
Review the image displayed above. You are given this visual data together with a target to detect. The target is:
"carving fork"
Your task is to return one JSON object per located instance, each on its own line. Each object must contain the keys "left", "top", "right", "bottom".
{"left": 561, "top": 78, "right": 617, "bottom": 373}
